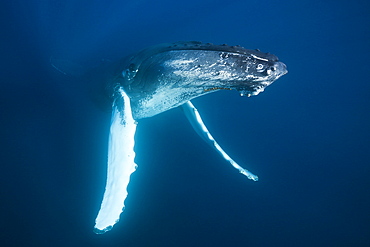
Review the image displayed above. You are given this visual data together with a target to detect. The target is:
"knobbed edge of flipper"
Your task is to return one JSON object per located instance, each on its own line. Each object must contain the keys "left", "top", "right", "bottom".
{"left": 180, "top": 101, "right": 258, "bottom": 181}
{"left": 94, "top": 87, "right": 138, "bottom": 234}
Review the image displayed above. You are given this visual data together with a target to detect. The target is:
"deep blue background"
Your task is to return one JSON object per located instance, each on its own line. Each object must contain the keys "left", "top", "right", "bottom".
{"left": 1, "top": 0, "right": 369, "bottom": 246}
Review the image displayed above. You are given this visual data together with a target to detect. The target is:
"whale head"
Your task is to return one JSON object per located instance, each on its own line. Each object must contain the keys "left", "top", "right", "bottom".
{"left": 113, "top": 41, "right": 287, "bottom": 119}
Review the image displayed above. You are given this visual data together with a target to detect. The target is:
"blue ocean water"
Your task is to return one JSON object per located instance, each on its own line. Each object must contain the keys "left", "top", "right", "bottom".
{"left": 1, "top": 0, "right": 369, "bottom": 246}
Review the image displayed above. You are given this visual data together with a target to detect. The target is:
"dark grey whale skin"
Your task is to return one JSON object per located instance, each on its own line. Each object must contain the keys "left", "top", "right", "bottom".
{"left": 109, "top": 41, "right": 287, "bottom": 120}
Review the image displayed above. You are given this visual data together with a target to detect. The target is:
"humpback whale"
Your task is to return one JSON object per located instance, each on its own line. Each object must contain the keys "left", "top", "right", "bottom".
{"left": 93, "top": 41, "right": 287, "bottom": 234}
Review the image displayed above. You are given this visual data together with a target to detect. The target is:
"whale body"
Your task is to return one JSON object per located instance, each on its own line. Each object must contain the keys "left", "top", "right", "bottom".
{"left": 94, "top": 41, "right": 287, "bottom": 233}
{"left": 111, "top": 41, "right": 287, "bottom": 119}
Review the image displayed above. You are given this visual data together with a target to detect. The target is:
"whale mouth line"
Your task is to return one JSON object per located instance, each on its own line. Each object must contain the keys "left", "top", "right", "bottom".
{"left": 203, "top": 87, "right": 232, "bottom": 92}
{"left": 202, "top": 85, "right": 269, "bottom": 97}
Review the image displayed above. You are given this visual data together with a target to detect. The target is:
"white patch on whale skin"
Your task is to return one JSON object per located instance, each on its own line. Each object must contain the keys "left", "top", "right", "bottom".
{"left": 94, "top": 88, "right": 137, "bottom": 234}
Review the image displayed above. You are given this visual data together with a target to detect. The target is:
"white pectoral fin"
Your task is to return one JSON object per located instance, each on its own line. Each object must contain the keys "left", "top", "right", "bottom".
{"left": 94, "top": 88, "right": 137, "bottom": 234}
{"left": 180, "top": 101, "right": 258, "bottom": 181}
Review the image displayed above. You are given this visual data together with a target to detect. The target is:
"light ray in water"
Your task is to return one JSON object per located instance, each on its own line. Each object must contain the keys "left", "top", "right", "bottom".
{"left": 94, "top": 88, "right": 137, "bottom": 234}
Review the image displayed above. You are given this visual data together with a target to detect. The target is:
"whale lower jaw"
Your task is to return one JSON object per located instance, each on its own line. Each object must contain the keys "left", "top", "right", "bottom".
{"left": 131, "top": 86, "right": 210, "bottom": 119}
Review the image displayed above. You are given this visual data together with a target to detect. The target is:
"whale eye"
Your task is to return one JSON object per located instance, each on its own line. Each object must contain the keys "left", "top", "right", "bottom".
{"left": 128, "top": 63, "right": 136, "bottom": 71}
{"left": 123, "top": 63, "right": 138, "bottom": 81}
